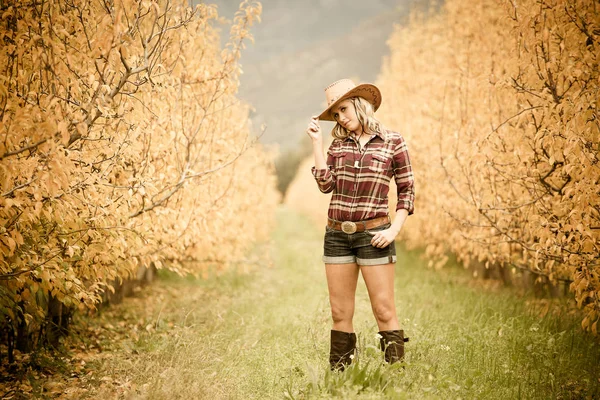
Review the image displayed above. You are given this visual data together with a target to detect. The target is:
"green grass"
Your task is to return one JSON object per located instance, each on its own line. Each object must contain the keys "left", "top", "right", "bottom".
{"left": 61, "top": 206, "right": 599, "bottom": 399}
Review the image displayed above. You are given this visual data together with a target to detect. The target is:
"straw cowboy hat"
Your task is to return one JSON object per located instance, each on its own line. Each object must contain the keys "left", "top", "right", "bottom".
{"left": 317, "top": 79, "right": 382, "bottom": 121}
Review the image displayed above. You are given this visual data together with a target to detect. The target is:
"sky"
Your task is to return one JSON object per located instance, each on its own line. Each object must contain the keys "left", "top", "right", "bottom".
{"left": 195, "top": 0, "right": 429, "bottom": 149}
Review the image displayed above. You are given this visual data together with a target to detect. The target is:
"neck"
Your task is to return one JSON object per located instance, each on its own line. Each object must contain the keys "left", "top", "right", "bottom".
{"left": 352, "top": 128, "right": 365, "bottom": 138}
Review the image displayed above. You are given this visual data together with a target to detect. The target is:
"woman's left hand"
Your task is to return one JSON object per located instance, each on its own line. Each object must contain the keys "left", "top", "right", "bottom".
{"left": 370, "top": 228, "right": 398, "bottom": 248}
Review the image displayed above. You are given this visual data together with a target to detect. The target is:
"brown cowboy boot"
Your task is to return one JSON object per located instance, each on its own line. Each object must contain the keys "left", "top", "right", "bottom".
{"left": 329, "top": 330, "right": 357, "bottom": 371}
{"left": 378, "top": 330, "right": 409, "bottom": 364}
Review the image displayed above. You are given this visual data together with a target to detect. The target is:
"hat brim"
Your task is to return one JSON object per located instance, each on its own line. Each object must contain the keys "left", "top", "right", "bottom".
{"left": 317, "top": 84, "right": 382, "bottom": 121}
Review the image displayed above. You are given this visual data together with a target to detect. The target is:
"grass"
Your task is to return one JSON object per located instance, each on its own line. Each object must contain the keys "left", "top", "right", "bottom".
{"left": 6, "top": 206, "right": 599, "bottom": 399}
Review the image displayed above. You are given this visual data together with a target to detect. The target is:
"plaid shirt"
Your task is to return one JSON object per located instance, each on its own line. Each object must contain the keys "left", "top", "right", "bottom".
{"left": 311, "top": 130, "right": 415, "bottom": 222}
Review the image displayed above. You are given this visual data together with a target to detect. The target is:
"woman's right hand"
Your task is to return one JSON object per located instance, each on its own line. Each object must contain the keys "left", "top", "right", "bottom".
{"left": 306, "top": 116, "right": 322, "bottom": 144}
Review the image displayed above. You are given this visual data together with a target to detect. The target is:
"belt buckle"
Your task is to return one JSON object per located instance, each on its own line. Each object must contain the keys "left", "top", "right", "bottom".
{"left": 341, "top": 221, "right": 357, "bottom": 234}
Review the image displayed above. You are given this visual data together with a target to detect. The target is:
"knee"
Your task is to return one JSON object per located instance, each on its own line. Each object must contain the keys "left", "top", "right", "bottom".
{"left": 372, "top": 302, "right": 396, "bottom": 324}
{"left": 330, "top": 303, "right": 354, "bottom": 324}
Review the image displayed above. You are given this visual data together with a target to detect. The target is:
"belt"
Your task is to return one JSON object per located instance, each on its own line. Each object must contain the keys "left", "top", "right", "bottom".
{"left": 327, "top": 215, "right": 391, "bottom": 234}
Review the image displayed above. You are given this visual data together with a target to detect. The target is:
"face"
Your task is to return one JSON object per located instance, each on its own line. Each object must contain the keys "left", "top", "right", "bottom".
{"left": 331, "top": 99, "right": 361, "bottom": 133}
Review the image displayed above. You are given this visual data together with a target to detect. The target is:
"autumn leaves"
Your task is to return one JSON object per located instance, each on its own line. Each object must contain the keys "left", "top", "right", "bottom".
{"left": 376, "top": 0, "right": 599, "bottom": 334}
{"left": 0, "top": 0, "right": 277, "bottom": 351}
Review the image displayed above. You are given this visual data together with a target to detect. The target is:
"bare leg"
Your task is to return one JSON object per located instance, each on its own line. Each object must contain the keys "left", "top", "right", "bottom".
{"left": 325, "top": 263, "right": 360, "bottom": 332}
{"left": 361, "top": 263, "right": 400, "bottom": 331}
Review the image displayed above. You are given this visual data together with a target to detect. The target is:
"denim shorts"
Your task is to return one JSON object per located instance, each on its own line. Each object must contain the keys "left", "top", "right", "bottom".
{"left": 323, "top": 223, "right": 397, "bottom": 266}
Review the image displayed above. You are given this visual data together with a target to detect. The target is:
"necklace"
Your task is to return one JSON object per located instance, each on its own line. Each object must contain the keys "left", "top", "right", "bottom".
{"left": 353, "top": 131, "right": 364, "bottom": 146}
{"left": 352, "top": 131, "right": 367, "bottom": 168}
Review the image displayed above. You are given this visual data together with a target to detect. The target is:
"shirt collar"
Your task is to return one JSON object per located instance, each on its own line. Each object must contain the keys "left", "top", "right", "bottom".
{"left": 344, "top": 129, "right": 387, "bottom": 142}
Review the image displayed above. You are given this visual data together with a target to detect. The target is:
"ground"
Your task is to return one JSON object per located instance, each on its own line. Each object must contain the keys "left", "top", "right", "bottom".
{"left": 1, "top": 207, "right": 599, "bottom": 399}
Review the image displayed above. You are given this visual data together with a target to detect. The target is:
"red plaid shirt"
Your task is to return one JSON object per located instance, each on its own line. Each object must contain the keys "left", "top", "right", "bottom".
{"left": 312, "top": 130, "right": 415, "bottom": 222}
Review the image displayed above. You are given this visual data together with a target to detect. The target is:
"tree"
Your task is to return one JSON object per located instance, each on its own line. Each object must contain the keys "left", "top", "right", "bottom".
{"left": 0, "top": 0, "right": 279, "bottom": 354}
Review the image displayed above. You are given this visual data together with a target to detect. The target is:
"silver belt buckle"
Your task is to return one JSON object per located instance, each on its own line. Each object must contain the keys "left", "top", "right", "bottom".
{"left": 341, "top": 221, "right": 357, "bottom": 234}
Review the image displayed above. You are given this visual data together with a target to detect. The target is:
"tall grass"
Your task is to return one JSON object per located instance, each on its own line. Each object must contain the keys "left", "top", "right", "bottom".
{"left": 71, "top": 207, "right": 598, "bottom": 399}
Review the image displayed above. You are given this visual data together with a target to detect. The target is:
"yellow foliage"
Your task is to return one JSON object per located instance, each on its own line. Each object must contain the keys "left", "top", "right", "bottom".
{"left": 0, "top": 0, "right": 278, "bottom": 336}
{"left": 284, "top": 155, "right": 331, "bottom": 227}
{"left": 374, "top": 0, "right": 599, "bottom": 333}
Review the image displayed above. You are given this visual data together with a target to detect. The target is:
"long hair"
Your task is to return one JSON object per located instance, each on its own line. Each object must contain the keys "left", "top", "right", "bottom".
{"left": 330, "top": 97, "right": 385, "bottom": 140}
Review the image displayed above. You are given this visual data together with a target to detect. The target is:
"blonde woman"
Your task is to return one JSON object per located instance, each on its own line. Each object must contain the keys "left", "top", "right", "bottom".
{"left": 306, "top": 79, "right": 415, "bottom": 371}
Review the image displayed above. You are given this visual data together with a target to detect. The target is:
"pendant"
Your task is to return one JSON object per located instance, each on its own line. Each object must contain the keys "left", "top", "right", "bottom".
{"left": 354, "top": 160, "right": 359, "bottom": 168}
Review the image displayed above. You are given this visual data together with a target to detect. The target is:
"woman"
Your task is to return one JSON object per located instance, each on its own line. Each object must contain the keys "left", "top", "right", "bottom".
{"left": 306, "top": 79, "right": 415, "bottom": 371}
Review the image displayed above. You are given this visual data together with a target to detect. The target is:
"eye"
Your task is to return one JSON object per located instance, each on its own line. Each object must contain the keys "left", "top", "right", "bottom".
{"left": 341, "top": 107, "right": 346, "bottom": 112}
{"left": 333, "top": 112, "right": 339, "bottom": 119}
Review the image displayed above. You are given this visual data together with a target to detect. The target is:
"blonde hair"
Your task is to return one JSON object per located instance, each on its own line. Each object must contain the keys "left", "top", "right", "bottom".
{"left": 330, "top": 97, "right": 385, "bottom": 140}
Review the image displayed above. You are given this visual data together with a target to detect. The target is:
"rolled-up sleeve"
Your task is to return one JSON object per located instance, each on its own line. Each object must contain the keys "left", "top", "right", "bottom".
{"left": 393, "top": 136, "right": 415, "bottom": 215}
{"left": 311, "top": 145, "right": 337, "bottom": 193}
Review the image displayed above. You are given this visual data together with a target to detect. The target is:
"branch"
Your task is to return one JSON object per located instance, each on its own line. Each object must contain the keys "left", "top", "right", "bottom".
{"left": 1, "top": 177, "right": 37, "bottom": 197}
{"left": 0, "top": 139, "right": 47, "bottom": 160}
{"left": 128, "top": 134, "right": 258, "bottom": 219}
{"left": 0, "top": 268, "right": 38, "bottom": 280}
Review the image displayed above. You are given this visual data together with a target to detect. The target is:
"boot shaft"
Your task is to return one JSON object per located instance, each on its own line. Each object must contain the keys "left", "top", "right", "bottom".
{"left": 329, "top": 330, "right": 356, "bottom": 371}
{"left": 378, "top": 329, "right": 409, "bottom": 364}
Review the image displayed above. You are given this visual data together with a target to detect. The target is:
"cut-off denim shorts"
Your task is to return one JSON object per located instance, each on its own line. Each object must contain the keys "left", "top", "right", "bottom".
{"left": 323, "top": 222, "right": 397, "bottom": 266}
